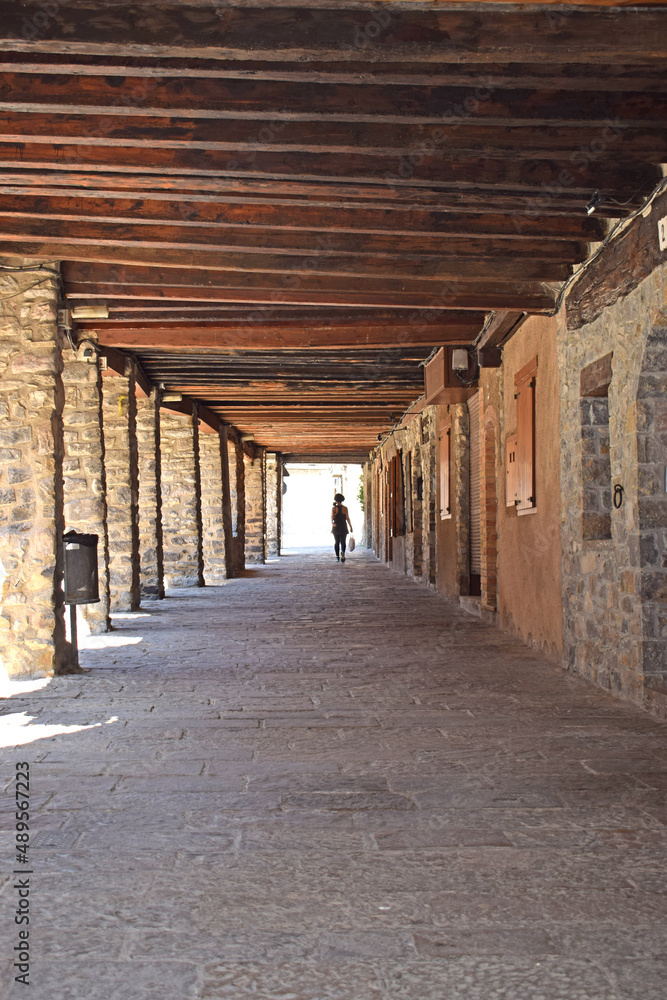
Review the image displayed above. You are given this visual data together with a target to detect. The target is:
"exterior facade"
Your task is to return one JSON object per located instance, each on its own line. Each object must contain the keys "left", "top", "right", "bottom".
{"left": 365, "top": 191, "right": 667, "bottom": 718}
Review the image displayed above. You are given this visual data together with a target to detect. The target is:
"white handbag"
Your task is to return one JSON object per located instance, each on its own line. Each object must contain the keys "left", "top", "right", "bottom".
{"left": 348, "top": 535, "right": 356, "bottom": 552}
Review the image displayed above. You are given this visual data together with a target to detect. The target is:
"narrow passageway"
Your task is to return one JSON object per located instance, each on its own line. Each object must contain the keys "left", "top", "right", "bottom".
{"left": 2, "top": 550, "right": 666, "bottom": 999}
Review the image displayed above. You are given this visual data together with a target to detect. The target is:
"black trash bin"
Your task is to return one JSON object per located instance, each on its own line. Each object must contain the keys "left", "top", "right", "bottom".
{"left": 63, "top": 530, "right": 100, "bottom": 605}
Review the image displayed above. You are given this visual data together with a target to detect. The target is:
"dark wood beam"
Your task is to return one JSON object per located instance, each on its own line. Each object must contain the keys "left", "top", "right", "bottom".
{"left": 477, "top": 310, "right": 529, "bottom": 351}
{"left": 1, "top": 54, "right": 666, "bottom": 94}
{"left": 0, "top": 192, "right": 607, "bottom": 241}
{"left": 0, "top": 6, "right": 664, "bottom": 64}
{"left": 93, "top": 323, "right": 482, "bottom": 351}
{"left": 1, "top": 112, "right": 665, "bottom": 159}
{"left": 1, "top": 73, "right": 665, "bottom": 128}
{"left": 0, "top": 214, "right": 587, "bottom": 261}
{"left": 0, "top": 169, "right": 654, "bottom": 215}
{"left": 0, "top": 146, "right": 658, "bottom": 199}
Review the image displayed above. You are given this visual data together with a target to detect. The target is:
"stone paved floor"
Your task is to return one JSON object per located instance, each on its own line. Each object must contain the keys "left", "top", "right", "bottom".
{"left": 1, "top": 547, "right": 666, "bottom": 999}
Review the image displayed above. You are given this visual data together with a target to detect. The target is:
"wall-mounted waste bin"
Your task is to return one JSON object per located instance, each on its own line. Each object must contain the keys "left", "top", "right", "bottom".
{"left": 63, "top": 530, "right": 100, "bottom": 605}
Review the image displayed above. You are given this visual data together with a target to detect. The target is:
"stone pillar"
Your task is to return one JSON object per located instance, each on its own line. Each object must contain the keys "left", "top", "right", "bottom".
{"left": 453, "top": 403, "right": 471, "bottom": 595}
{"left": 136, "top": 389, "right": 164, "bottom": 599}
{"left": 228, "top": 435, "right": 246, "bottom": 573}
{"left": 160, "top": 406, "right": 204, "bottom": 587}
{"left": 61, "top": 339, "right": 111, "bottom": 633}
{"left": 421, "top": 409, "right": 437, "bottom": 585}
{"left": 219, "top": 424, "right": 235, "bottom": 579}
{"left": 266, "top": 452, "right": 282, "bottom": 557}
{"left": 245, "top": 446, "right": 266, "bottom": 564}
{"left": 0, "top": 264, "right": 67, "bottom": 677}
{"left": 411, "top": 446, "right": 423, "bottom": 576}
{"left": 101, "top": 361, "right": 140, "bottom": 611}
{"left": 199, "top": 422, "right": 227, "bottom": 584}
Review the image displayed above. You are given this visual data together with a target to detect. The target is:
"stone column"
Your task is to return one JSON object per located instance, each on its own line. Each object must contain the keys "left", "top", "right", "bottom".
{"left": 219, "top": 424, "right": 235, "bottom": 578}
{"left": 266, "top": 452, "right": 282, "bottom": 557}
{"left": 136, "top": 389, "right": 164, "bottom": 599}
{"left": 61, "top": 339, "right": 111, "bottom": 633}
{"left": 229, "top": 435, "right": 246, "bottom": 574}
{"left": 421, "top": 409, "right": 437, "bottom": 585}
{"left": 101, "top": 360, "right": 140, "bottom": 611}
{"left": 245, "top": 446, "right": 266, "bottom": 564}
{"left": 199, "top": 422, "right": 227, "bottom": 584}
{"left": 0, "top": 263, "right": 68, "bottom": 677}
{"left": 160, "top": 405, "right": 204, "bottom": 588}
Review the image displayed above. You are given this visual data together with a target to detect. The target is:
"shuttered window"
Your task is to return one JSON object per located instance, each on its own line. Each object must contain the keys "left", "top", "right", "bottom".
{"left": 514, "top": 357, "right": 538, "bottom": 513}
{"left": 468, "top": 392, "right": 481, "bottom": 576}
{"left": 439, "top": 424, "right": 451, "bottom": 519}
{"left": 506, "top": 434, "right": 519, "bottom": 507}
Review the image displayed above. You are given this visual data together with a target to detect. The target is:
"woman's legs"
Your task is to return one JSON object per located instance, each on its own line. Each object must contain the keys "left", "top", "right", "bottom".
{"left": 333, "top": 534, "right": 341, "bottom": 559}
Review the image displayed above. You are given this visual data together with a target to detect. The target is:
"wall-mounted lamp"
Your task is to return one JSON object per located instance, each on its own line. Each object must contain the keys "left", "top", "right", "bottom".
{"left": 451, "top": 348, "right": 470, "bottom": 371}
{"left": 161, "top": 392, "right": 183, "bottom": 403}
{"left": 586, "top": 190, "right": 604, "bottom": 216}
{"left": 71, "top": 305, "right": 109, "bottom": 321}
{"left": 77, "top": 338, "right": 98, "bottom": 363}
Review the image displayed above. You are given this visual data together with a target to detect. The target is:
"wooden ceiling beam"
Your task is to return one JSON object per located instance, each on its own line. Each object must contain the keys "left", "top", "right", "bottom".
{"left": 0, "top": 146, "right": 658, "bottom": 198}
{"left": 1, "top": 73, "right": 665, "bottom": 128}
{"left": 0, "top": 193, "right": 608, "bottom": 241}
{"left": 0, "top": 6, "right": 663, "bottom": 64}
{"left": 2, "top": 55, "right": 666, "bottom": 93}
{"left": 93, "top": 325, "right": 481, "bottom": 352}
{"left": 0, "top": 218, "right": 585, "bottom": 261}
{"left": 0, "top": 169, "right": 654, "bottom": 212}
{"left": 1, "top": 112, "right": 665, "bottom": 159}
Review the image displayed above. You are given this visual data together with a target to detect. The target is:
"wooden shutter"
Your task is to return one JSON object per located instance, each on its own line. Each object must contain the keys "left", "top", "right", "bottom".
{"left": 506, "top": 434, "right": 519, "bottom": 507}
{"left": 514, "top": 357, "right": 537, "bottom": 513}
{"left": 439, "top": 425, "right": 451, "bottom": 519}
{"left": 468, "top": 392, "right": 481, "bottom": 575}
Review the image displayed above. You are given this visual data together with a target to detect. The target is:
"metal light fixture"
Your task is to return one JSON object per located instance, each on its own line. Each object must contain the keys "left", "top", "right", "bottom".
{"left": 452, "top": 348, "right": 470, "bottom": 371}
{"left": 71, "top": 305, "right": 109, "bottom": 321}
{"left": 586, "top": 190, "right": 604, "bottom": 216}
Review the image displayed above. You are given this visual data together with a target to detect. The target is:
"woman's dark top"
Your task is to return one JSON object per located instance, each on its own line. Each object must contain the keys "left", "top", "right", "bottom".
{"left": 332, "top": 503, "right": 348, "bottom": 533}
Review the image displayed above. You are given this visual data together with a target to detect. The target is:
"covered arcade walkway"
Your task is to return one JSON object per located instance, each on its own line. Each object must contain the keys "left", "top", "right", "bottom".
{"left": 1, "top": 549, "right": 666, "bottom": 999}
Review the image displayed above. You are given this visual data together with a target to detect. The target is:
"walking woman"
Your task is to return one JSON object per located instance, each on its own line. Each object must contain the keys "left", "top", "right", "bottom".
{"left": 331, "top": 493, "right": 353, "bottom": 562}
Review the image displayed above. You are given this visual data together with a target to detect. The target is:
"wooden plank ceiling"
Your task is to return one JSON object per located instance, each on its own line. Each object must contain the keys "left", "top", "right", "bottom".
{"left": 1, "top": 1, "right": 666, "bottom": 461}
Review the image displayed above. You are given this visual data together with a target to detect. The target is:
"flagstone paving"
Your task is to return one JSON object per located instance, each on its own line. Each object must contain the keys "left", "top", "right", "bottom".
{"left": 1, "top": 548, "right": 666, "bottom": 999}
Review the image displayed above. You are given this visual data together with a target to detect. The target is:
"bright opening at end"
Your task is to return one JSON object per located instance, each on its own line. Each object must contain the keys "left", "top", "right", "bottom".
{"left": 282, "top": 463, "right": 363, "bottom": 549}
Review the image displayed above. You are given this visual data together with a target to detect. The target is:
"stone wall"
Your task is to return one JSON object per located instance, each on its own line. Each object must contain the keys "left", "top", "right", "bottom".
{"left": 245, "top": 446, "right": 266, "bottom": 564}
{"left": 235, "top": 438, "right": 246, "bottom": 572}
{"left": 637, "top": 326, "right": 667, "bottom": 690}
{"left": 368, "top": 406, "right": 438, "bottom": 585}
{"left": 101, "top": 364, "right": 140, "bottom": 611}
{"left": 0, "top": 264, "right": 68, "bottom": 676}
{"left": 61, "top": 339, "right": 111, "bottom": 633}
{"left": 217, "top": 425, "right": 234, "bottom": 578}
{"left": 160, "top": 407, "right": 204, "bottom": 588}
{"left": 136, "top": 390, "right": 164, "bottom": 599}
{"left": 452, "top": 402, "right": 471, "bottom": 596}
{"left": 479, "top": 369, "right": 502, "bottom": 614}
{"left": 266, "top": 452, "right": 282, "bottom": 557}
{"left": 199, "top": 424, "right": 227, "bottom": 584}
{"left": 559, "top": 263, "right": 667, "bottom": 706}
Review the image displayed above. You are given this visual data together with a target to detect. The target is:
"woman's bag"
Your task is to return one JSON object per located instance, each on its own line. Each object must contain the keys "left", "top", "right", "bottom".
{"left": 348, "top": 535, "right": 356, "bottom": 552}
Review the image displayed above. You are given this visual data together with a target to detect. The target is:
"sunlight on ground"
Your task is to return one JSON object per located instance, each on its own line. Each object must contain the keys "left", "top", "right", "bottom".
{"left": 79, "top": 634, "right": 143, "bottom": 650}
{"left": 0, "top": 674, "right": 51, "bottom": 699}
{"left": 0, "top": 712, "right": 119, "bottom": 748}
